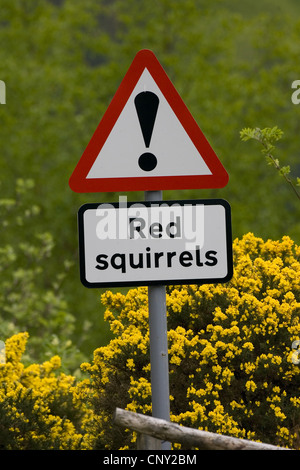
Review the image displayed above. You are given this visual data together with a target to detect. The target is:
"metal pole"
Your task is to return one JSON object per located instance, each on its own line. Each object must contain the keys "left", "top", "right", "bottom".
{"left": 145, "top": 190, "right": 171, "bottom": 450}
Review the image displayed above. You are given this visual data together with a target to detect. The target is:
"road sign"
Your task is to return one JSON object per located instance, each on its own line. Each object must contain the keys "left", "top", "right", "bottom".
{"left": 78, "top": 199, "right": 233, "bottom": 287}
{"left": 69, "top": 49, "right": 229, "bottom": 193}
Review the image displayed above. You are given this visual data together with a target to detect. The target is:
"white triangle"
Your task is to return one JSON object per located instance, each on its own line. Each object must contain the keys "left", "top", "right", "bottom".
{"left": 86, "top": 68, "right": 212, "bottom": 179}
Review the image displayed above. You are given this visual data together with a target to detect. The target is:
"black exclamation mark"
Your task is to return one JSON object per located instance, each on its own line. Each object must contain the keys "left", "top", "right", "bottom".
{"left": 134, "top": 91, "right": 159, "bottom": 171}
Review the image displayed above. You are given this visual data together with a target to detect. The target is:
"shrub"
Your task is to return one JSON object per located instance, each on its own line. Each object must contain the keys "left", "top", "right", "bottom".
{"left": 0, "top": 332, "right": 95, "bottom": 450}
{"left": 3, "top": 233, "right": 299, "bottom": 450}
{"left": 83, "top": 233, "right": 300, "bottom": 449}
{"left": 0, "top": 179, "right": 84, "bottom": 371}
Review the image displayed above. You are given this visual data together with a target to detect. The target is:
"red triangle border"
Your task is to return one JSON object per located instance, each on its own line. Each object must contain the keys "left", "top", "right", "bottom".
{"left": 69, "top": 49, "right": 229, "bottom": 193}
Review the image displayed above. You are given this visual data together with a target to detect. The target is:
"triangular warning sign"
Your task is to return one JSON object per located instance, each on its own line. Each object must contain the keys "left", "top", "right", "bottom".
{"left": 69, "top": 49, "right": 229, "bottom": 193}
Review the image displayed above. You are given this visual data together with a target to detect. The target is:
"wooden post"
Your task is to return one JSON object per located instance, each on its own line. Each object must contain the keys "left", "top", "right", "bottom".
{"left": 114, "top": 408, "right": 290, "bottom": 451}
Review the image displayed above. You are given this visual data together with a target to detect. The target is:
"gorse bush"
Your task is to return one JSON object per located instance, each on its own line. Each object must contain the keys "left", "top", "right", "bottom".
{"left": 83, "top": 233, "right": 300, "bottom": 450}
{"left": 0, "top": 332, "right": 95, "bottom": 449}
{"left": 1, "top": 233, "right": 300, "bottom": 449}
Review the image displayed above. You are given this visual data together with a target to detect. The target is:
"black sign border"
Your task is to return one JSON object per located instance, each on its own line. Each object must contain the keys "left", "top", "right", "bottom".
{"left": 77, "top": 199, "right": 233, "bottom": 288}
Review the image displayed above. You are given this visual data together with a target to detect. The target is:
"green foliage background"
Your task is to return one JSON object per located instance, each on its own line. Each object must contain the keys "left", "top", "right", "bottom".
{"left": 1, "top": 0, "right": 300, "bottom": 362}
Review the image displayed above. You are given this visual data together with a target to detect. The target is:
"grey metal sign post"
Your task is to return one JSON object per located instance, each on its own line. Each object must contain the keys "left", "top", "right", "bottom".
{"left": 145, "top": 189, "right": 171, "bottom": 450}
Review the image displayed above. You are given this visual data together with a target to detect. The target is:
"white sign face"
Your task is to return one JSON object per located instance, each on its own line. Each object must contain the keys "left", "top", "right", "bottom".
{"left": 78, "top": 199, "right": 233, "bottom": 288}
{"left": 86, "top": 69, "right": 212, "bottom": 180}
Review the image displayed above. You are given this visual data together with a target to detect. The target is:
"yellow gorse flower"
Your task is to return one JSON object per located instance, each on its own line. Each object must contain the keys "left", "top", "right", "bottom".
{"left": 0, "top": 332, "right": 95, "bottom": 450}
{"left": 84, "top": 233, "right": 300, "bottom": 450}
{"left": 1, "top": 233, "right": 300, "bottom": 450}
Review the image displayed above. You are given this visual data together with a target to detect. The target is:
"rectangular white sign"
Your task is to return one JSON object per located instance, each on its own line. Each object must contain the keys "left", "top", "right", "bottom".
{"left": 78, "top": 199, "right": 233, "bottom": 287}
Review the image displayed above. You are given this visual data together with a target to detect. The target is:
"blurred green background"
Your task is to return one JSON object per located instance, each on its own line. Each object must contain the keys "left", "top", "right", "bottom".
{"left": 1, "top": 0, "right": 300, "bottom": 369}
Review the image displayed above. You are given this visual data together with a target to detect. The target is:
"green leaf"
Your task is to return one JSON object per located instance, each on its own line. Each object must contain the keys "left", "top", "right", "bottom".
{"left": 279, "top": 165, "right": 291, "bottom": 176}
